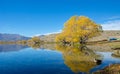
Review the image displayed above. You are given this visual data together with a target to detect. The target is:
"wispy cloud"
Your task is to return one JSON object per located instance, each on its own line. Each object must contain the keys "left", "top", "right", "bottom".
{"left": 102, "top": 20, "right": 120, "bottom": 30}
{"left": 107, "top": 16, "right": 120, "bottom": 20}
{"left": 44, "top": 30, "right": 62, "bottom": 35}
{"left": 32, "top": 30, "right": 62, "bottom": 37}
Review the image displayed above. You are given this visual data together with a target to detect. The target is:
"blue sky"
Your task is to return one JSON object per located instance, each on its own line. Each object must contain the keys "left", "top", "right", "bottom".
{"left": 0, "top": 0, "right": 120, "bottom": 36}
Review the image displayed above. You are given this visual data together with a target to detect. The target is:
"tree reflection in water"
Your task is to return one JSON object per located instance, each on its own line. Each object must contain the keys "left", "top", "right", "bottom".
{"left": 55, "top": 45, "right": 103, "bottom": 74}
{"left": 28, "top": 43, "right": 41, "bottom": 49}
{"left": 27, "top": 43, "right": 103, "bottom": 73}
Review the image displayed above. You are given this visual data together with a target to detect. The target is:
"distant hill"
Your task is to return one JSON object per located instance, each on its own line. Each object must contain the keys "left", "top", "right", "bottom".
{"left": 39, "top": 30, "right": 120, "bottom": 42}
{"left": 1, "top": 30, "right": 120, "bottom": 42}
{"left": 0, "top": 33, "right": 31, "bottom": 41}
{"left": 39, "top": 34, "right": 59, "bottom": 42}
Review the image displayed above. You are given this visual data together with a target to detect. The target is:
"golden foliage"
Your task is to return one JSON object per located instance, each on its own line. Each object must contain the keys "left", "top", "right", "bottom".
{"left": 56, "top": 16, "right": 102, "bottom": 44}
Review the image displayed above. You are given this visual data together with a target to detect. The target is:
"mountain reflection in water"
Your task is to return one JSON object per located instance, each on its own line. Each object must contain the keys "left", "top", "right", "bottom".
{"left": 0, "top": 44, "right": 120, "bottom": 74}
{"left": 0, "top": 44, "right": 28, "bottom": 52}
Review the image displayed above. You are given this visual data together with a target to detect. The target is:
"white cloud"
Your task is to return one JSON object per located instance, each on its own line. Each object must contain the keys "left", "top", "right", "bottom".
{"left": 102, "top": 20, "right": 120, "bottom": 30}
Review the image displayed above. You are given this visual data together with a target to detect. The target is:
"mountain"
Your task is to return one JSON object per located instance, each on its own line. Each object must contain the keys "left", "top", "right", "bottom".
{"left": 0, "top": 33, "right": 31, "bottom": 41}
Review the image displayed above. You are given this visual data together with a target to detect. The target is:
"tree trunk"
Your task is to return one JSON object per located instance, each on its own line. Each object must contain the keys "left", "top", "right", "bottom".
{"left": 79, "top": 36, "right": 88, "bottom": 44}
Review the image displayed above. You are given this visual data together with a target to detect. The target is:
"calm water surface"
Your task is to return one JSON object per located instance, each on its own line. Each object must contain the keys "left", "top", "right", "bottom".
{"left": 0, "top": 44, "right": 120, "bottom": 74}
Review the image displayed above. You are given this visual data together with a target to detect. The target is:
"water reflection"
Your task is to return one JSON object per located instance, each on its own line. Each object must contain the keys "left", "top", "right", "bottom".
{"left": 55, "top": 45, "right": 103, "bottom": 74}
{"left": 0, "top": 44, "right": 120, "bottom": 74}
{"left": 0, "top": 44, "right": 28, "bottom": 52}
{"left": 24, "top": 43, "right": 120, "bottom": 74}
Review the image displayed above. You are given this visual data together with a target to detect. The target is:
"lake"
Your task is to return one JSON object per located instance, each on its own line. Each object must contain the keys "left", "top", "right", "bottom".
{"left": 0, "top": 44, "right": 120, "bottom": 74}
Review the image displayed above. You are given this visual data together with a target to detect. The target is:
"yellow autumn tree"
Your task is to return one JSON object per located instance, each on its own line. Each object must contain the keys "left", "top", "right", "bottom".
{"left": 27, "top": 36, "right": 42, "bottom": 48}
{"left": 56, "top": 16, "right": 102, "bottom": 44}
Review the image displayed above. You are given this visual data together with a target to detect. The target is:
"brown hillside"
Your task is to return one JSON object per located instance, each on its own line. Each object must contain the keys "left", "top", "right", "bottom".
{"left": 40, "top": 30, "right": 120, "bottom": 42}
{"left": 88, "top": 30, "right": 120, "bottom": 41}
